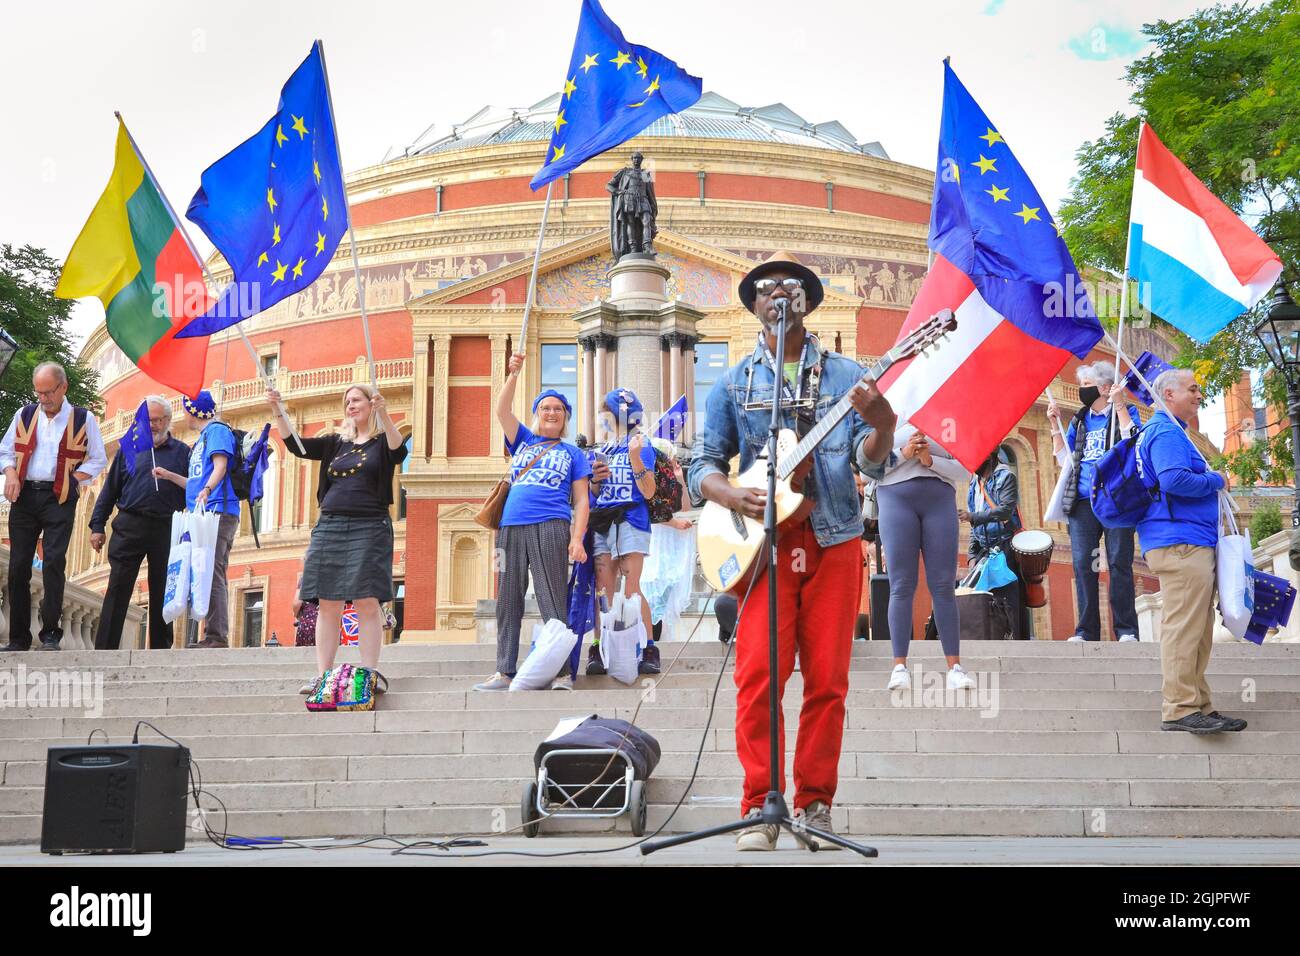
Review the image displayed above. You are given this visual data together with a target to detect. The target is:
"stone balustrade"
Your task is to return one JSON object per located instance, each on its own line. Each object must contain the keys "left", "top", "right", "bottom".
{"left": 1137, "top": 529, "right": 1299, "bottom": 644}
{"left": 97, "top": 357, "right": 416, "bottom": 442}
{"left": 0, "top": 544, "right": 144, "bottom": 649}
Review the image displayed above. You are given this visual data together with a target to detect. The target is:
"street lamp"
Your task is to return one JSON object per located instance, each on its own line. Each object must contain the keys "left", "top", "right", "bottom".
{"left": 1253, "top": 282, "right": 1300, "bottom": 532}
{"left": 0, "top": 328, "right": 18, "bottom": 381}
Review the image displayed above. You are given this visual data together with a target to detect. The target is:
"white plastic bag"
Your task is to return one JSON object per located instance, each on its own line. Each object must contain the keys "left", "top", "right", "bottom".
{"left": 186, "top": 509, "right": 221, "bottom": 619}
{"left": 1043, "top": 447, "right": 1073, "bottom": 524}
{"left": 510, "top": 618, "right": 579, "bottom": 691}
{"left": 161, "top": 511, "right": 192, "bottom": 624}
{"left": 1217, "top": 492, "right": 1255, "bottom": 639}
{"left": 600, "top": 591, "right": 647, "bottom": 685}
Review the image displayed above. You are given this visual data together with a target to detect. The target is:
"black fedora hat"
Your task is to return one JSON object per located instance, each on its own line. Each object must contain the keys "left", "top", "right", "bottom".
{"left": 738, "top": 250, "right": 824, "bottom": 315}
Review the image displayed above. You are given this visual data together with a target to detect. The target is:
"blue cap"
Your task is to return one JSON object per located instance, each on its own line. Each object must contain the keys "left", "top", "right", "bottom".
{"left": 604, "top": 388, "right": 644, "bottom": 427}
{"left": 531, "top": 389, "right": 572, "bottom": 416}
{"left": 182, "top": 390, "right": 217, "bottom": 420}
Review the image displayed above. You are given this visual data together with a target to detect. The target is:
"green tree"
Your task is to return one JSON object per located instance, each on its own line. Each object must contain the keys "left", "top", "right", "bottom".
{"left": 1057, "top": 0, "right": 1300, "bottom": 482}
{"left": 0, "top": 244, "right": 101, "bottom": 428}
{"left": 1250, "top": 501, "right": 1284, "bottom": 542}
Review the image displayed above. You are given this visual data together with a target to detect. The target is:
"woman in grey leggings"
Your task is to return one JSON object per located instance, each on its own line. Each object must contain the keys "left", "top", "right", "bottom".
{"left": 877, "top": 426, "right": 975, "bottom": 691}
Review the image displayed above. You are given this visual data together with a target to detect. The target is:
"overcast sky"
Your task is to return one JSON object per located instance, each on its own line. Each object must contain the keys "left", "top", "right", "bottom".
{"left": 0, "top": 0, "right": 1228, "bottom": 437}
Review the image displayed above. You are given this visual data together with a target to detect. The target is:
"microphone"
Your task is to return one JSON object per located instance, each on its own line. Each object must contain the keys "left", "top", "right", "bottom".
{"left": 774, "top": 297, "right": 789, "bottom": 326}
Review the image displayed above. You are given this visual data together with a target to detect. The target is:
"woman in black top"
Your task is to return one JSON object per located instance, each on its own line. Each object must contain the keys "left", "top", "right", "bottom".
{"left": 266, "top": 383, "right": 406, "bottom": 693}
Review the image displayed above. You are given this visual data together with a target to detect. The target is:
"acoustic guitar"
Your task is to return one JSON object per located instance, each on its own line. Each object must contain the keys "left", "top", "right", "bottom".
{"left": 697, "top": 309, "right": 958, "bottom": 593}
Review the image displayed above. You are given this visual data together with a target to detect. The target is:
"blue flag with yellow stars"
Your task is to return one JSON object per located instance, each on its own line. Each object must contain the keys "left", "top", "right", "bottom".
{"left": 530, "top": 0, "right": 702, "bottom": 190}
{"left": 180, "top": 42, "right": 347, "bottom": 337}
{"left": 121, "top": 401, "right": 154, "bottom": 477}
{"left": 927, "top": 60, "right": 1100, "bottom": 357}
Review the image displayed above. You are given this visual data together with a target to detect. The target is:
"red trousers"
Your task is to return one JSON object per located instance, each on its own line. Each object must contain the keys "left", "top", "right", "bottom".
{"left": 733, "top": 521, "right": 860, "bottom": 814}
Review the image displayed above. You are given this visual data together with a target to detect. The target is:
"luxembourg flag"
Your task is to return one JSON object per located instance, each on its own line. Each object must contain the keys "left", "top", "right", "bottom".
{"left": 878, "top": 63, "right": 1103, "bottom": 471}
{"left": 1129, "top": 122, "right": 1282, "bottom": 342}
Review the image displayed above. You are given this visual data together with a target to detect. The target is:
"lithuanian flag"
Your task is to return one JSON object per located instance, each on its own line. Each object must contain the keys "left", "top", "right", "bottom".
{"left": 55, "top": 119, "right": 210, "bottom": 397}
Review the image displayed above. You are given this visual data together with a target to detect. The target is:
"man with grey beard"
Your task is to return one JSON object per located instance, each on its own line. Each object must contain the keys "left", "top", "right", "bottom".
{"left": 91, "top": 396, "right": 190, "bottom": 650}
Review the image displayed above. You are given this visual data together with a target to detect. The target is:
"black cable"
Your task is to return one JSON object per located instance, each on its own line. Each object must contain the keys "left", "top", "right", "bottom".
{"left": 112, "top": 573, "right": 756, "bottom": 860}
{"left": 392, "top": 571, "right": 759, "bottom": 861}
{"left": 86, "top": 728, "right": 108, "bottom": 745}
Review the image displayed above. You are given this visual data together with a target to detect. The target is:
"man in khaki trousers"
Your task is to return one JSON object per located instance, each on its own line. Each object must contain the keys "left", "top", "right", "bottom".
{"left": 1135, "top": 369, "right": 1246, "bottom": 734}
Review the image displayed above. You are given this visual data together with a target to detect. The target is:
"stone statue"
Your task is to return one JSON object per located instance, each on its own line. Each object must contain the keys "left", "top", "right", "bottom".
{"left": 607, "top": 152, "right": 658, "bottom": 260}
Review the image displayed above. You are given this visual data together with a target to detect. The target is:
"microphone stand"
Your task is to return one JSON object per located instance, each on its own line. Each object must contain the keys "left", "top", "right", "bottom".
{"left": 643, "top": 296, "right": 878, "bottom": 859}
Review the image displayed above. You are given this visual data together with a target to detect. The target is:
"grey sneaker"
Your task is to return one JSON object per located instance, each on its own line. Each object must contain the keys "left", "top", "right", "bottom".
{"left": 550, "top": 673, "right": 574, "bottom": 691}
{"left": 794, "top": 800, "right": 842, "bottom": 851}
{"left": 298, "top": 675, "right": 323, "bottom": 696}
{"left": 473, "top": 672, "right": 512, "bottom": 692}
{"left": 736, "top": 809, "right": 778, "bottom": 852}
{"left": 1161, "top": 712, "right": 1227, "bottom": 734}
{"left": 1205, "top": 710, "right": 1247, "bottom": 732}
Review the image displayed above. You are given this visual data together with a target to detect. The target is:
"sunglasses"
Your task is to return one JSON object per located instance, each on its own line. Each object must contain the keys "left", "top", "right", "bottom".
{"left": 754, "top": 277, "right": 804, "bottom": 296}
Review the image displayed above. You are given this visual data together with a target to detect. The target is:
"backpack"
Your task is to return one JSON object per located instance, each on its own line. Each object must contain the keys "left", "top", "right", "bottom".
{"left": 1090, "top": 432, "right": 1159, "bottom": 529}
{"left": 211, "top": 423, "right": 271, "bottom": 547}
{"left": 647, "top": 448, "right": 682, "bottom": 525}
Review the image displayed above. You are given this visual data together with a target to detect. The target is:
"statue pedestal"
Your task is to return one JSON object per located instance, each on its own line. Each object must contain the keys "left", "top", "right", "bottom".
{"left": 608, "top": 255, "right": 671, "bottom": 310}
{"left": 574, "top": 255, "right": 701, "bottom": 446}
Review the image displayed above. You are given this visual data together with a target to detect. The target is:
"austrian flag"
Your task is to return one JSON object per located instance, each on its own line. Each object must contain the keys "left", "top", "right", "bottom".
{"left": 877, "top": 63, "right": 1103, "bottom": 471}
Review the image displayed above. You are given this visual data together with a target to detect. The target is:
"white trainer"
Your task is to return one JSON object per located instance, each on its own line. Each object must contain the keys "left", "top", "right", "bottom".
{"left": 1118, "top": 634, "right": 1139, "bottom": 643}
{"left": 736, "top": 809, "right": 778, "bottom": 851}
{"left": 550, "top": 673, "right": 574, "bottom": 691}
{"left": 472, "top": 672, "right": 512, "bottom": 692}
{"left": 1066, "top": 635, "right": 1086, "bottom": 642}
{"left": 887, "top": 664, "right": 911, "bottom": 690}
{"left": 946, "top": 664, "right": 976, "bottom": 690}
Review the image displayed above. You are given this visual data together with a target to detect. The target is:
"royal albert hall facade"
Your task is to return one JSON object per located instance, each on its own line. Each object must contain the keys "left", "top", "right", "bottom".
{"left": 70, "top": 91, "right": 1201, "bottom": 645}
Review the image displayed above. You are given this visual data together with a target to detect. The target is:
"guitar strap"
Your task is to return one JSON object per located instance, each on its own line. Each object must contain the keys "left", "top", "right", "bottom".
{"left": 748, "top": 332, "right": 825, "bottom": 440}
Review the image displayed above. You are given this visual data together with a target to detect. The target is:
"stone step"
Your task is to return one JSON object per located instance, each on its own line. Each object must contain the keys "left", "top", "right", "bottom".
{"left": 39, "top": 669, "right": 1300, "bottom": 703}
{"left": 2, "top": 639, "right": 1295, "bottom": 671}
{"left": 6, "top": 685, "right": 1298, "bottom": 727}
{"left": 6, "top": 800, "right": 1300, "bottom": 844}
{"left": 6, "top": 704, "right": 1298, "bottom": 741}
{"left": 8, "top": 728, "right": 1295, "bottom": 779}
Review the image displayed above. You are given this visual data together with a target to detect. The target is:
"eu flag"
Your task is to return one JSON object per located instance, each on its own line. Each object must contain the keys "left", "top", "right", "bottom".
{"left": 180, "top": 43, "right": 348, "bottom": 337}
{"left": 530, "top": 0, "right": 702, "bottom": 190}
{"left": 121, "top": 401, "right": 154, "bottom": 476}
{"left": 652, "top": 393, "right": 688, "bottom": 443}
{"left": 929, "top": 61, "right": 1100, "bottom": 358}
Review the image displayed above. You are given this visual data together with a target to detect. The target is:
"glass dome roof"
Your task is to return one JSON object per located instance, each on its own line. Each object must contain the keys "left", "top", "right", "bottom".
{"left": 399, "top": 91, "right": 888, "bottom": 159}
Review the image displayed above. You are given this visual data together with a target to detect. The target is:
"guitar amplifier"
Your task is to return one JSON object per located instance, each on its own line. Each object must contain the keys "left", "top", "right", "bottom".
{"left": 41, "top": 744, "right": 190, "bottom": 854}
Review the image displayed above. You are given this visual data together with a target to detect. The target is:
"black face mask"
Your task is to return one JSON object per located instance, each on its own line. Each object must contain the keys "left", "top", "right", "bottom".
{"left": 1079, "top": 385, "right": 1102, "bottom": 407}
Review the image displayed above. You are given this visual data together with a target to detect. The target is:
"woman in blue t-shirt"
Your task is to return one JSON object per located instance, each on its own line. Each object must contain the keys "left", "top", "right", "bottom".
{"left": 583, "top": 388, "right": 660, "bottom": 677}
{"left": 474, "top": 352, "right": 591, "bottom": 692}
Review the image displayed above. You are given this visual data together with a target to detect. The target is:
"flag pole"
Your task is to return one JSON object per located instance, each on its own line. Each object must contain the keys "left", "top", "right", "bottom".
{"left": 115, "top": 112, "right": 306, "bottom": 456}
{"left": 519, "top": 181, "right": 556, "bottom": 349}
{"left": 315, "top": 40, "right": 377, "bottom": 388}
{"left": 1109, "top": 119, "right": 1144, "bottom": 446}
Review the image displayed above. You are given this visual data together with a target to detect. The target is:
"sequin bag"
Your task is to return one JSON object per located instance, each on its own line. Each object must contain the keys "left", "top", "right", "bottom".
{"left": 306, "top": 663, "right": 378, "bottom": 712}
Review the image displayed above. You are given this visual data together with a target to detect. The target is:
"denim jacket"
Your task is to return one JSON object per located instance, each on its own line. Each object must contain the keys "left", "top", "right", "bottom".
{"left": 687, "top": 336, "right": 887, "bottom": 549}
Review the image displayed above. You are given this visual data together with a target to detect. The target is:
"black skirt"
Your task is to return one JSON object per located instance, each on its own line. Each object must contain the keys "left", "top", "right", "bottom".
{"left": 301, "top": 513, "right": 395, "bottom": 602}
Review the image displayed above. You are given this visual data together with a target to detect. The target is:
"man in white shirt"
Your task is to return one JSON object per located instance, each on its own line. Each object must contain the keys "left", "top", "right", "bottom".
{"left": 0, "top": 363, "right": 106, "bottom": 650}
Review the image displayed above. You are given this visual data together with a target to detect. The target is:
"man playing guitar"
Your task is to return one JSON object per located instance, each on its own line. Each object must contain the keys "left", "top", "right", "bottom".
{"left": 687, "top": 253, "right": 897, "bottom": 850}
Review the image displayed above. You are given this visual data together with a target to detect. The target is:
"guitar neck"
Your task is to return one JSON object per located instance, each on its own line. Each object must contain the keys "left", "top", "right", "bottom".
{"left": 777, "top": 354, "right": 894, "bottom": 480}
